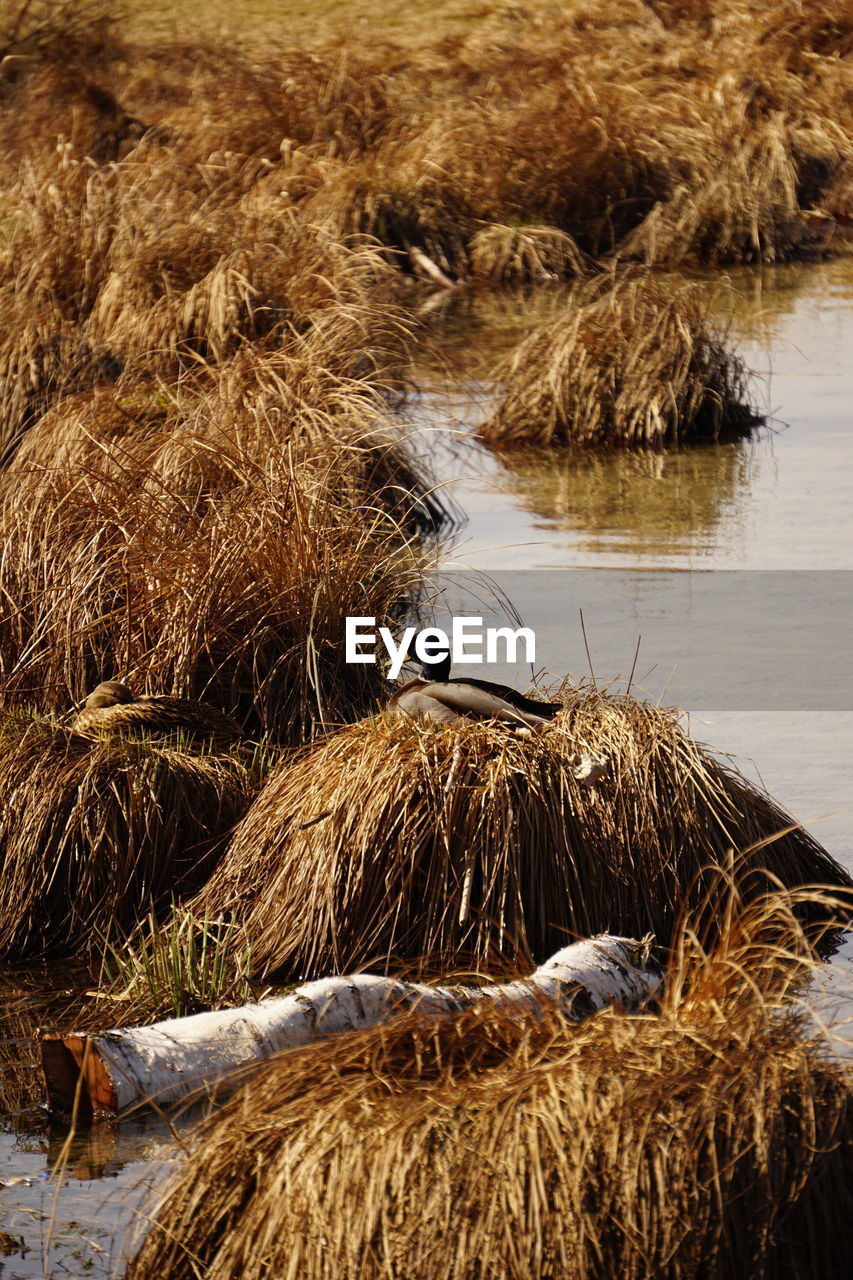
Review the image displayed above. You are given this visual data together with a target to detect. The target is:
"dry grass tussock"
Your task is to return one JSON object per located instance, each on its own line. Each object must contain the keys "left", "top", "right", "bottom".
{"left": 0, "top": 399, "right": 431, "bottom": 737}
{"left": 128, "top": 892, "right": 853, "bottom": 1280}
{"left": 2, "top": 1, "right": 850, "bottom": 289}
{"left": 0, "top": 708, "right": 256, "bottom": 959}
{"left": 480, "top": 274, "right": 762, "bottom": 449}
{"left": 0, "top": 142, "right": 409, "bottom": 452}
{"left": 222, "top": 3, "right": 851, "bottom": 272}
{"left": 2, "top": 343, "right": 444, "bottom": 528}
{"left": 190, "top": 692, "right": 851, "bottom": 979}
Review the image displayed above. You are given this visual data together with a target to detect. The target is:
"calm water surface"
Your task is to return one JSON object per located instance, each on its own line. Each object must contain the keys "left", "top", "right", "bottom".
{"left": 2, "top": 259, "right": 851, "bottom": 1276}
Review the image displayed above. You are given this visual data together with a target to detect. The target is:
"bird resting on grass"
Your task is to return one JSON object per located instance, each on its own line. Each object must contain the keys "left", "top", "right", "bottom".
{"left": 72, "top": 681, "right": 243, "bottom": 745}
{"left": 388, "top": 651, "right": 562, "bottom": 729}
{"left": 388, "top": 652, "right": 608, "bottom": 783}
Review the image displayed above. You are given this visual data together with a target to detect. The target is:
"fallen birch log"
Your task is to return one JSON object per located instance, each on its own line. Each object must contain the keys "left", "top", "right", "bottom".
{"left": 40, "top": 935, "right": 660, "bottom": 1115}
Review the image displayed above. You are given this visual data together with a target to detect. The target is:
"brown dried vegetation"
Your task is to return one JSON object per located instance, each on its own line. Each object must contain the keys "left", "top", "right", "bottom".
{"left": 2, "top": 1, "right": 850, "bottom": 277}
{"left": 0, "top": 709, "right": 255, "bottom": 958}
{"left": 0, "top": 393, "right": 433, "bottom": 737}
{"left": 190, "top": 696, "right": 852, "bottom": 979}
{"left": 0, "top": 148, "right": 409, "bottom": 452}
{"left": 480, "top": 274, "right": 761, "bottom": 448}
{"left": 0, "top": 2, "right": 849, "bottom": 1266}
{"left": 128, "top": 893, "right": 853, "bottom": 1280}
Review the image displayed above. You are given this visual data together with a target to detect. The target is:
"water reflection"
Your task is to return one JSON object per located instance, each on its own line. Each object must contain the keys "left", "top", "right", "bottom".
{"left": 43, "top": 1109, "right": 200, "bottom": 1182}
{"left": 410, "top": 257, "right": 853, "bottom": 571}
{"left": 704, "top": 258, "right": 853, "bottom": 342}
{"left": 495, "top": 442, "right": 755, "bottom": 559}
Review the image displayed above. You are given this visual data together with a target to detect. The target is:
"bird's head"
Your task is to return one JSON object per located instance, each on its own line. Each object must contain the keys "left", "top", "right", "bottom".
{"left": 84, "top": 681, "right": 135, "bottom": 709}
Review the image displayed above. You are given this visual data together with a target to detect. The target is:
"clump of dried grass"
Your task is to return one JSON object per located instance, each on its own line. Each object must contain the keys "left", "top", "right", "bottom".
{"left": 0, "top": 0, "right": 123, "bottom": 71}
{"left": 190, "top": 692, "right": 851, "bottom": 979}
{"left": 0, "top": 709, "right": 256, "bottom": 959}
{"left": 115, "top": 41, "right": 404, "bottom": 165}
{"left": 0, "top": 64, "right": 146, "bottom": 166}
{"left": 2, "top": 341, "right": 445, "bottom": 532}
{"left": 0, "top": 297, "right": 441, "bottom": 738}
{"left": 480, "top": 274, "right": 761, "bottom": 449}
{"left": 469, "top": 224, "right": 590, "bottom": 282}
{"left": 0, "top": 417, "right": 428, "bottom": 738}
{"left": 3, "top": 1, "right": 851, "bottom": 290}
{"left": 0, "top": 142, "right": 407, "bottom": 452}
{"left": 758, "top": 0, "right": 853, "bottom": 62}
{"left": 127, "top": 891, "right": 853, "bottom": 1280}
{"left": 617, "top": 112, "right": 840, "bottom": 267}
{"left": 284, "top": 0, "right": 850, "bottom": 268}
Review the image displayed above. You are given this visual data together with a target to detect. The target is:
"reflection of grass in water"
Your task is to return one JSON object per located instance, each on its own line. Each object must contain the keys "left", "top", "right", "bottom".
{"left": 497, "top": 442, "right": 754, "bottom": 556}
{"left": 694, "top": 258, "right": 853, "bottom": 348}
{"left": 0, "top": 1013, "right": 43, "bottom": 1116}
{"left": 0, "top": 1166, "right": 161, "bottom": 1280}
{"left": 412, "top": 285, "right": 581, "bottom": 386}
{"left": 0, "top": 971, "right": 186, "bottom": 1279}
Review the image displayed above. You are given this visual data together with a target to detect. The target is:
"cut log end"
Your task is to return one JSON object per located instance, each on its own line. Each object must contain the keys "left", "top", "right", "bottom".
{"left": 40, "top": 1034, "right": 118, "bottom": 1116}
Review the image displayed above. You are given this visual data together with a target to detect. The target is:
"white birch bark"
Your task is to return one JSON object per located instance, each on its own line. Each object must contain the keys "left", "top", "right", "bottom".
{"left": 44, "top": 935, "right": 660, "bottom": 1113}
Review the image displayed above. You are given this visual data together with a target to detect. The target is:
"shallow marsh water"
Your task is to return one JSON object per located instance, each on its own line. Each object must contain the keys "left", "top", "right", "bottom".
{"left": 1, "top": 259, "right": 851, "bottom": 1276}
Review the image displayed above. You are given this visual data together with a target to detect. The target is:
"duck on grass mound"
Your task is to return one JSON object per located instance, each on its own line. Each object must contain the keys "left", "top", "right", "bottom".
{"left": 190, "top": 690, "right": 851, "bottom": 979}
{"left": 0, "top": 709, "right": 256, "bottom": 958}
{"left": 72, "top": 681, "right": 244, "bottom": 746}
{"left": 127, "top": 902, "right": 853, "bottom": 1280}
